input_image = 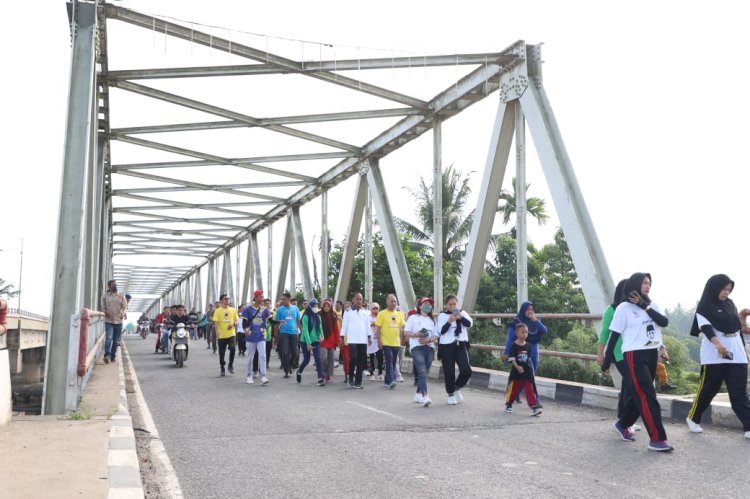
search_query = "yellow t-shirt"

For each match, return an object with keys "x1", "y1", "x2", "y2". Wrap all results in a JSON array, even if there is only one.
[
  {"x1": 374, "y1": 309, "x2": 405, "y2": 347},
  {"x1": 212, "y1": 307, "x2": 239, "y2": 340}
]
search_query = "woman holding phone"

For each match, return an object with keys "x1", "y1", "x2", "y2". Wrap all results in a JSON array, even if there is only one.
[
  {"x1": 436, "y1": 294, "x2": 473, "y2": 405},
  {"x1": 404, "y1": 297, "x2": 438, "y2": 407}
]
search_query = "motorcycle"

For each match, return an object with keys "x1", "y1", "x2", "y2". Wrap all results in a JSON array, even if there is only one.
[
  {"x1": 138, "y1": 321, "x2": 150, "y2": 339},
  {"x1": 171, "y1": 322, "x2": 190, "y2": 368}
]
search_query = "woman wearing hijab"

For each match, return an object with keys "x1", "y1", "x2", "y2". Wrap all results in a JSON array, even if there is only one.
[
  {"x1": 597, "y1": 279, "x2": 632, "y2": 422},
  {"x1": 298, "y1": 298, "x2": 325, "y2": 386},
  {"x1": 404, "y1": 297, "x2": 439, "y2": 407},
  {"x1": 601, "y1": 272, "x2": 673, "y2": 452},
  {"x1": 686, "y1": 274, "x2": 750, "y2": 438},
  {"x1": 504, "y1": 301, "x2": 548, "y2": 373},
  {"x1": 319, "y1": 299, "x2": 340, "y2": 384},
  {"x1": 436, "y1": 294, "x2": 473, "y2": 405}
]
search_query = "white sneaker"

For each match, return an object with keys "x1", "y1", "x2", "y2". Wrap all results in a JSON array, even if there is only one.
[
  {"x1": 447, "y1": 395, "x2": 458, "y2": 405},
  {"x1": 397, "y1": 375, "x2": 404, "y2": 383},
  {"x1": 376, "y1": 374, "x2": 384, "y2": 381},
  {"x1": 261, "y1": 376, "x2": 269, "y2": 385},
  {"x1": 630, "y1": 424, "x2": 642, "y2": 432},
  {"x1": 686, "y1": 417, "x2": 703, "y2": 433},
  {"x1": 246, "y1": 376, "x2": 254, "y2": 384},
  {"x1": 414, "y1": 393, "x2": 424, "y2": 404},
  {"x1": 422, "y1": 395, "x2": 432, "y2": 407},
  {"x1": 454, "y1": 390, "x2": 464, "y2": 403},
  {"x1": 744, "y1": 431, "x2": 750, "y2": 440}
]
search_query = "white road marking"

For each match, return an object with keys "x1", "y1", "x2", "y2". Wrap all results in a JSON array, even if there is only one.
[{"x1": 346, "y1": 401, "x2": 407, "y2": 421}]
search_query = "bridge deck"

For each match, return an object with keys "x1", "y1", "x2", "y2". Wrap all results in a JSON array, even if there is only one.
[{"x1": 125, "y1": 335, "x2": 749, "y2": 498}]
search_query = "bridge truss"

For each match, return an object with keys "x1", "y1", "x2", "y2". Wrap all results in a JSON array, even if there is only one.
[{"x1": 45, "y1": 0, "x2": 612, "y2": 413}]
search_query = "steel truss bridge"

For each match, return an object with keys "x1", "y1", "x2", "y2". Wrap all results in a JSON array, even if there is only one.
[{"x1": 44, "y1": 0, "x2": 613, "y2": 413}]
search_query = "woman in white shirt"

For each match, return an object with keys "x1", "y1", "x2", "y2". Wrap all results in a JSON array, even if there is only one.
[
  {"x1": 686, "y1": 274, "x2": 750, "y2": 439},
  {"x1": 404, "y1": 297, "x2": 439, "y2": 407},
  {"x1": 601, "y1": 272, "x2": 673, "y2": 452},
  {"x1": 436, "y1": 294, "x2": 473, "y2": 405}
]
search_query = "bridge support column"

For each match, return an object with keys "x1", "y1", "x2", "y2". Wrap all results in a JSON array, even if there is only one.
[{"x1": 21, "y1": 348, "x2": 43, "y2": 384}]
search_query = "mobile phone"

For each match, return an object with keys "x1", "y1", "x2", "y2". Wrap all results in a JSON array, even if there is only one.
[{"x1": 723, "y1": 351, "x2": 734, "y2": 360}]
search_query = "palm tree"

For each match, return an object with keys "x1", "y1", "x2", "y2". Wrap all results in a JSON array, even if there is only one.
[
  {"x1": 394, "y1": 164, "x2": 475, "y2": 270},
  {"x1": 496, "y1": 177, "x2": 549, "y2": 236}
]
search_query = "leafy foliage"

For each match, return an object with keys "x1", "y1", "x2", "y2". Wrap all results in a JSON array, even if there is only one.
[{"x1": 0, "y1": 278, "x2": 19, "y2": 298}]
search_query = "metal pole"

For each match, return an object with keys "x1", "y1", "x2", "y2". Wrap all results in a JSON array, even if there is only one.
[
  {"x1": 366, "y1": 159, "x2": 417, "y2": 310},
  {"x1": 364, "y1": 191, "x2": 373, "y2": 304},
  {"x1": 251, "y1": 232, "x2": 263, "y2": 292},
  {"x1": 433, "y1": 116, "x2": 443, "y2": 307},
  {"x1": 242, "y1": 237, "x2": 253, "y2": 305},
  {"x1": 321, "y1": 191, "x2": 329, "y2": 299},
  {"x1": 291, "y1": 206, "x2": 314, "y2": 299},
  {"x1": 267, "y1": 225, "x2": 273, "y2": 299},
  {"x1": 45, "y1": 1, "x2": 97, "y2": 415},
  {"x1": 515, "y1": 101, "x2": 528, "y2": 308}
]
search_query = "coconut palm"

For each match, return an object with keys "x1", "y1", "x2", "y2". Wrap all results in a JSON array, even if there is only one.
[
  {"x1": 496, "y1": 177, "x2": 550, "y2": 231},
  {"x1": 395, "y1": 164, "x2": 475, "y2": 270}
]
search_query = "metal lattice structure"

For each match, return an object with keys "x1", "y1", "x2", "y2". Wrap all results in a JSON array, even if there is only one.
[{"x1": 46, "y1": 1, "x2": 613, "y2": 413}]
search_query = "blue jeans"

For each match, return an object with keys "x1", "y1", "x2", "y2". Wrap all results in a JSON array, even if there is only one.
[
  {"x1": 383, "y1": 346, "x2": 400, "y2": 385},
  {"x1": 161, "y1": 329, "x2": 170, "y2": 353},
  {"x1": 299, "y1": 341, "x2": 323, "y2": 380},
  {"x1": 411, "y1": 346, "x2": 434, "y2": 395},
  {"x1": 105, "y1": 322, "x2": 123, "y2": 360}
]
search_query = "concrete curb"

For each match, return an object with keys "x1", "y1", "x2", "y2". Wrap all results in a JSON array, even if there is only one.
[
  {"x1": 108, "y1": 349, "x2": 145, "y2": 499},
  {"x1": 400, "y1": 356, "x2": 745, "y2": 430}
]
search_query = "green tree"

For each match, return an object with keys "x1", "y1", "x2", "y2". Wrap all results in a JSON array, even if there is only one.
[
  {"x1": 327, "y1": 233, "x2": 433, "y2": 305},
  {"x1": 0, "y1": 278, "x2": 19, "y2": 298},
  {"x1": 496, "y1": 176, "x2": 550, "y2": 231},
  {"x1": 394, "y1": 164, "x2": 474, "y2": 274}
]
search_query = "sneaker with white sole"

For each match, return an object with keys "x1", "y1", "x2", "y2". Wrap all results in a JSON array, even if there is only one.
[
  {"x1": 648, "y1": 440, "x2": 674, "y2": 452},
  {"x1": 447, "y1": 395, "x2": 458, "y2": 405},
  {"x1": 531, "y1": 405, "x2": 543, "y2": 416},
  {"x1": 613, "y1": 421, "x2": 635, "y2": 442},
  {"x1": 686, "y1": 417, "x2": 703, "y2": 433},
  {"x1": 504, "y1": 405, "x2": 513, "y2": 413},
  {"x1": 414, "y1": 393, "x2": 424, "y2": 404},
  {"x1": 630, "y1": 424, "x2": 642, "y2": 431},
  {"x1": 422, "y1": 396, "x2": 432, "y2": 407},
  {"x1": 744, "y1": 431, "x2": 750, "y2": 440},
  {"x1": 246, "y1": 376, "x2": 254, "y2": 384},
  {"x1": 261, "y1": 377, "x2": 269, "y2": 385},
  {"x1": 388, "y1": 381, "x2": 397, "y2": 390},
  {"x1": 397, "y1": 375, "x2": 404, "y2": 383},
  {"x1": 454, "y1": 390, "x2": 463, "y2": 403}
]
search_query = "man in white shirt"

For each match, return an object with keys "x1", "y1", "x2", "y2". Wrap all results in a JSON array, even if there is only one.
[{"x1": 341, "y1": 293, "x2": 372, "y2": 388}]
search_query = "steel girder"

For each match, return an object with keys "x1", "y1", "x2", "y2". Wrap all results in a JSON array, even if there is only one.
[{"x1": 92, "y1": 4, "x2": 609, "y2": 319}]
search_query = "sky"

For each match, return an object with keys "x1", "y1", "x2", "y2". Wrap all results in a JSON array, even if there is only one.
[{"x1": 2, "y1": 0, "x2": 750, "y2": 317}]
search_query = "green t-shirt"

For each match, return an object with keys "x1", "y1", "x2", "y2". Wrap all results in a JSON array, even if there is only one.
[{"x1": 598, "y1": 305, "x2": 623, "y2": 362}]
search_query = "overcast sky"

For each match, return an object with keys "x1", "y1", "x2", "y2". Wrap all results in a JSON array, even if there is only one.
[{"x1": 3, "y1": 0, "x2": 749, "y2": 317}]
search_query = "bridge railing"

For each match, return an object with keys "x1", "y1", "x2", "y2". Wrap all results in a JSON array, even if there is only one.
[
  {"x1": 5, "y1": 308, "x2": 50, "y2": 322},
  {"x1": 65, "y1": 309, "x2": 106, "y2": 412}
]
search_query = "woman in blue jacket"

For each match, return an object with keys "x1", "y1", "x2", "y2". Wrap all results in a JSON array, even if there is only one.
[{"x1": 504, "y1": 301, "x2": 548, "y2": 373}]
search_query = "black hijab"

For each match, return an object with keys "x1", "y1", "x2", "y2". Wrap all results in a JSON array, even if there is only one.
[
  {"x1": 690, "y1": 274, "x2": 741, "y2": 336},
  {"x1": 612, "y1": 279, "x2": 628, "y2": 309},
  {"x1": 623, "y1": 272, "x2": 652, "y2": 306}
]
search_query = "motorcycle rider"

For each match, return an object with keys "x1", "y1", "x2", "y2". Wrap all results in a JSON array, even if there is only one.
[
  {"x1": 138, "y1": 313, "x2": 151, "y2": 336},
  {"x1": 155, "y1": 306, "x2": 170, "y2": 353},
  {"x1": 187, "y1": 307, "x2": 200, "y2": 340},
  {"x1": 165, "y1": 305, "x2": 189, "y2": 354}
]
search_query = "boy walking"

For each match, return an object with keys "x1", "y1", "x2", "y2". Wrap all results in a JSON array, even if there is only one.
[{"x1": 505, "y1": 323, "x2": 543, "y2": 416}]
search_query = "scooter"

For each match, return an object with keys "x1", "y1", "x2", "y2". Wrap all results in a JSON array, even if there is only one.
[
  {"x1": 138, "y1": 321, "x2": 150, "y2": 339},
  {"x1": 171, "y1": 322, "x2": 190, "y2": 368}
]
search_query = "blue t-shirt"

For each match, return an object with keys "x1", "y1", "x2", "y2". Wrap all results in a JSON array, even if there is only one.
[
  {"x1": 275, "y1": 305, "x2": 300, "y2": 335},
  {"x1": 242, "y1": 306, "x2": 271, "y2": 342}
]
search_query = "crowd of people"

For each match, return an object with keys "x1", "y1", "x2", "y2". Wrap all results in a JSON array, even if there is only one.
[{"x1": 108, "y1": 270, "x2": 750, "y2": 454}]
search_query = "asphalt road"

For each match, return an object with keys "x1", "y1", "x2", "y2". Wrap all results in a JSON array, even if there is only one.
[{"x1": 124, "y1": 335, "x2": 750, "y2": 499}]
